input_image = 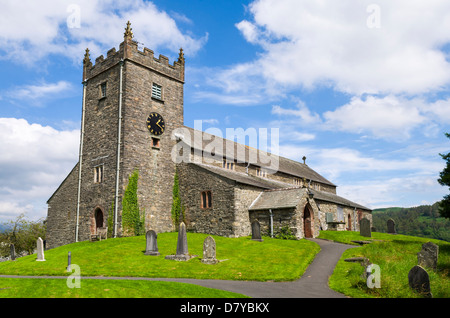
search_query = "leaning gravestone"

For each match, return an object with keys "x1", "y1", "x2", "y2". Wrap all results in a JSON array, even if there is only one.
[
  {"x1": 36, "y1": 237, "x2": 45, "y2": 261},
  {"x1": 360, "y1": 218, "x2": 371, "y2": 238},
  {"x1": 144, "y1": 230, "x2": 160, "y2": 256},
  {"x1": 165, "y1": 222, "x2": 196, "y2": 261},
  {"x1": 201, "y1": 236, "x2": 218, "y2": 265},
  {"x1": 417, "y1": 242, "x2": 438, "y2": 270},
  {"x1": 9, "y1": 244, "x2": 15, "y2": 261},
  {"x1": 387, "y1": 218, "x2": 396, "y2": 234},
  {"x1": 408, "y1": 265, "x2": 432, "y2": 298},
  {"x1": 251, "y1": 220, "x2": 263, "y2": 242}
]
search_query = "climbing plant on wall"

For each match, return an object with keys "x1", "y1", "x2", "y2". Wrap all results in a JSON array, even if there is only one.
[
  {"x1": 122, "y1": 169, "x2": 145, "y2": 236},
  {"x1": 171, "y1": 168, "x2": 183, "y2": 230}
]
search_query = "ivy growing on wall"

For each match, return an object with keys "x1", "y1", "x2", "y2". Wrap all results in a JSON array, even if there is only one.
[
  {"x1": 171, "y1": 168, "x2": 183, "y2": 230},
  {"x1": 122, "y1": 169, "x2": 145, "y2": 236}
]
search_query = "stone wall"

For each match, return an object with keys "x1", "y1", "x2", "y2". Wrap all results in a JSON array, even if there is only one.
[
  {"x1": 178, "y1": 163, "x2": 236, "y2": 237},
  {"x1": 46, "y1": 164, "x2": 79, "y2": 249}
]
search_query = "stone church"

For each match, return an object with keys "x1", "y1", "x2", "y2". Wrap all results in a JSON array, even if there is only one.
[{"x1": 46, "y1": 22, "x2": 371, "y2": 249}]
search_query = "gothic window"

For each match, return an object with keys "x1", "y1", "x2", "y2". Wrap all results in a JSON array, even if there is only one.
[
  {"x1": 201, "y1": 191, "x2": 212, "y2": 209},
  {"x1": 152, "y1": 83, "x2": 162, "y2": 100},
  {"x1": 294, "y1": 177, "x2": 302, "y2": 186},
  {"x1": 94, "y1": 165, "x2": 103, "y2": 183}
]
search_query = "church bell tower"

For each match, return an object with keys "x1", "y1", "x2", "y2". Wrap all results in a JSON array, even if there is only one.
[{"x1": 76, "y1": 21, "x2": 185, "y2": 240}]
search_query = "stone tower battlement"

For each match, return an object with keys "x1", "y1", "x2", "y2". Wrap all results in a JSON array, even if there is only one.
[{"x1": 83, "y1": 21, "x2": 185, "y2": 83}]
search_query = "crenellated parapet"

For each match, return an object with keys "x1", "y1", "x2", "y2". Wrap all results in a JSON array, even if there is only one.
[{"x1": 82, "y1": 21, "x2": 185, "y2": 83}]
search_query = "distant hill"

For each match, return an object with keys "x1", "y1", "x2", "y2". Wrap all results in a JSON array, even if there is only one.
[{"x1": 372, "y1": 202, "x2": 450, "y2": 242}]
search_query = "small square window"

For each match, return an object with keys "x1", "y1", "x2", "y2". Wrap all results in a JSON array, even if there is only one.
[
  {"x1": 152, "y1": 83, "x2": 162, "y2": 100},
  {"x1": 151, "y1": 137, "x2": 160, "y2": 149},
  {"x1": 100, "y1": 82, "x2": 107, "y2": 98},
  {"x1": 94, "y1": 165, "x2": 104, "y2": 183}
]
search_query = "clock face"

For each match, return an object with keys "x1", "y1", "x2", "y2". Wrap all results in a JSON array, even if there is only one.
[{"x1": 146, "y1": 112, "x2": 165, "y2": 136}]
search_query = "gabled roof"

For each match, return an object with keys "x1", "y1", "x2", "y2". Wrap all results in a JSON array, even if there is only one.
[
  {"x1": 249, "y1": 188, "x2": 308, "y2": 210},
  {"x1": 189, "y1": 162, "x2": 371, "y2": 212},
  {"x1": 248, "y1": 187, "x2": 371, "y2": 212},
  {"x1": 176, "y1": 126, "x2": 336, "y2": 187}
]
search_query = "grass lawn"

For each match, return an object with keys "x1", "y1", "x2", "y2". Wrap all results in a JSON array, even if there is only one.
[
  {"x1": 0, "y1": 277, "x2": 248, "y2": 298},
  {"x1": 0, "y1": 232, "x2": 319, "y2": 298},
  {"x1": 319, "y1": 231, "x2": 450, "y2": 298}
]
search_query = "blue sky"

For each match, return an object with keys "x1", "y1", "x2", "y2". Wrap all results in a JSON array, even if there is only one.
[{"x1": 0, "y1": 0, "x2": 449, "y2": 222}]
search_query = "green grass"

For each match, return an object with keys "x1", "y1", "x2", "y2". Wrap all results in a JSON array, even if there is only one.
[
  {"x1": 319, "y1": 230, "x2": 450, "y2": 298},
  {"x1": 0, "y1": 277, "x2": 248, "y2": 298},
  {"x1": 0, "y1": 232, "x2": 320, "y2": 298}
]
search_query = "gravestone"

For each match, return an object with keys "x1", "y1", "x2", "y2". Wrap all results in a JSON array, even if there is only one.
[
  {"x1": 9, "y1": 244, "x2": 15, "y2": 261},
  {"x1": 67, "y1": 251, "x2": 71, "y2": 272},
  {"x1": 387, "y1": 218, "x2": 396, "y2": 234},
  {"x1": 408, "y1": 265, "x2": 432, "y2": 298},
  {"x1": 251, "y1": 220, "x2": 263, "y2": 242},
  {"x1": 144, "y1": 230, "x2": 160, "y2": 256},
  {"x1": 417, "y1": 242, "x2": 438, "y2": 270},
  {"x1": 201, "y1": 236, "x2": 218, "y2": 265},
  {"x1": 165, "y1": 222, "x2": 197, "y2": 261},
  {"x1": 36, "y1": 237, "x2": 45, "y2": 261},
  {"x1": 360, "y1": 218, "x2": 371, "y2": 238}
]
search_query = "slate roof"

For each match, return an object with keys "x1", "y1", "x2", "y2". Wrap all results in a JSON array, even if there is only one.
[
  {"x1": 190, "y1": 162, "x2": 371, "y2": 211},
  {"x1": 177, "y1": 126, "x2": 336, "y2": 187},
  {"x1": 247, "y1": 187, "x2": 371, "y2": 211}
]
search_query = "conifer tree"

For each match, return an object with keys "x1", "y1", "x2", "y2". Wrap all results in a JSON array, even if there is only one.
[{"x1": 438, "y1": 133, "x2": 450, "y2": 219}]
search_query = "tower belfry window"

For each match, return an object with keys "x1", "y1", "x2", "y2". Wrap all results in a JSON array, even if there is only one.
[
  {"x1": 94, "y1": 165, "x2": 103, "y2": 183},
  {"x1": 152, "y1": 83, "x2": 162, "y2": 100}
]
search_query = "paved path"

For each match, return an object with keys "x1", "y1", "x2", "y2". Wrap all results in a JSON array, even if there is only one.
[{"x1": 0, "y1": 238, "x2": 356, "y2": 298}]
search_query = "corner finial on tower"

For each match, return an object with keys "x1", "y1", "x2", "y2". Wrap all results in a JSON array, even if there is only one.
[
  {"x1": 83, "y1": 48, "x2": 91, "y2": 64},
  {"x1": 124, "y1": 21, "x2": 133, "y2": 39},
  {"x1": 178, "y1": 47, "x2": 185, "y2": 64}
]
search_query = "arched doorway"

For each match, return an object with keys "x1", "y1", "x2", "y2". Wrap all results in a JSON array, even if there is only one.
[
  {"x1": 303, "y1": 204, "x2": 313, "y2": 238},
  {"x1": 94, "y1": 208, "x2": 104, "y2": 232}
]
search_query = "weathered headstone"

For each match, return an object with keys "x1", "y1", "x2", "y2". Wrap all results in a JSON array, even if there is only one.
[
  {"x1": 36, "y1": 237, "x2": 45, "y2": 261},
  {"x1": 201, "y1": 236, "x2": 218, "y2": 265},
  {"x1": 144, "y1": 230, "x2": 160, "y2": 256},
  {"x1": 251, "y1": 220, "x2": 263, "y2": 242},
  {"x1": 360, "y1": 218, "x2": 371, "y2": 238},
  {"x1": 9, "y1": 244, "x2": 15, "y2": 261},
  {"x1": 67, "y1": 251, "x2": 71, "y2": 272},
  {"x1": 165, "y1": 222, "x2": 196, "y2": 261},
  {"x1": 408, "y1": 265, "x2": 432, "y2": 298},
  {"x1": 417, "y1": 242, "x2": 438, "y2": 270},
  {"x1": 387, "y1": 218, "x2": 396, "y2": 234}
]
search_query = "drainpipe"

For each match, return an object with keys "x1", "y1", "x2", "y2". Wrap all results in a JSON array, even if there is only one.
[
  {"x1": 269, "y1": 209, "x2": 273, "y2": 238},
  {"x1": 113, "y1": 59, "x2": 124, "y2": 238},
  {"x1": 75, "y1": 80, "x2": 87, "y2": 242}
]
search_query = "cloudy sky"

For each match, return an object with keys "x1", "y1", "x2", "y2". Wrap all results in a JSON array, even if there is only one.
[{"x1": 0, "y1": 0, "x2": 449, "y2": 222}]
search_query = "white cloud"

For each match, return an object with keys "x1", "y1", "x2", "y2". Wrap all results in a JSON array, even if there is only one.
[
  {"x1": 272, "y1": 101, "x2": 321, "y2": 124},
  {"x1": 235, "y1": 0, "x2": 450, "y2": 95},
  {"x1": 4, "y1": 81, "x2": 74, "y2": 105},
  {"x1": 0, "y1": 0, "x2": 208, "y2": 65},
  {"x1": 323, "y1": 95, "x2": 427, "y2": 140},
  {"x1": 0, "y1": 118, "x2": 79, "y2": 222}
]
